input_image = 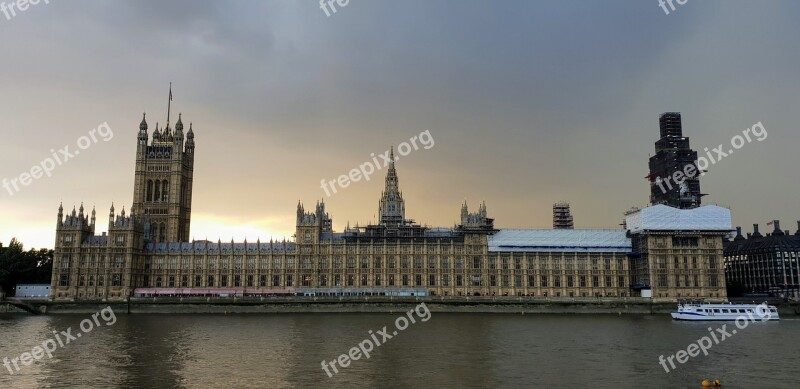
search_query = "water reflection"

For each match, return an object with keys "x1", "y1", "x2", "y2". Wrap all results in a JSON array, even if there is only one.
[{"x1": 1, "y1": 313, "x2": 798, "y2": 388}]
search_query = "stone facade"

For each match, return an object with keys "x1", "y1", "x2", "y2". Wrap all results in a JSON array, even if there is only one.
[
  {"x1": 50, "y1": 112, "x2": 727, "y2": 301},
  {"x1": 625, "y1": 205, "x2": 730, "y2": 301}
]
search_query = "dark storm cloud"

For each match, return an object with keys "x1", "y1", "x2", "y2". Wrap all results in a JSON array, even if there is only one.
[{"x1": 1, "y1": 0, "x2": 798, "y2": 248}]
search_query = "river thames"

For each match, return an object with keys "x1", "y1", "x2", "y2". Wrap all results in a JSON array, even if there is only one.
[{"x1": 0, "y1": 312, "x2": 797, "y2": 388}]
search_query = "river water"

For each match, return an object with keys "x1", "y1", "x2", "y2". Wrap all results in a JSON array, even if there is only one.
[{"x1": 0, "y1": 311, "x2": 797, "y2": 388}]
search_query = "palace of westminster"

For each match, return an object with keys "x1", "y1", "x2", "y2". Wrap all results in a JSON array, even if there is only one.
[{"x1": 50, "y1": 104, "x2": 732, "y2": 301}]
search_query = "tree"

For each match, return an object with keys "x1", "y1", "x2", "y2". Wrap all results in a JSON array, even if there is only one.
[{"x1": 0, "y1": 239, "x2": 54, "y2": 297}]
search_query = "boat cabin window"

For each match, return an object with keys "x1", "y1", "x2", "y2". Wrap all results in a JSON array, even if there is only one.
[
  {"x1": 721, "y1": 309, "x2": 729, "y2": 313},
  {"x1": 738, "y1": 309, "x2": 746, "y2": 313},
  {"x1": 713, "y1": 309, "x2": 720, "y2": 313},
  {"x1": 746, "y1": 309, "x2": 753, "y2": 313},
  {"x1": 770, "y1": 308, "x2": 778, "y2": 313}
]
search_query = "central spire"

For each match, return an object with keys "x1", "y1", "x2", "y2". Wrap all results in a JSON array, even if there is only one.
[
  {"x1": 385, "y1": 146, "x2": 398, "y2": 192},
  {"x1": 379, "y1": 146, "x2": 405, "y2": 225},
  {"x1": 166, "y1": 82, "x2": 173, "y2": 128}
]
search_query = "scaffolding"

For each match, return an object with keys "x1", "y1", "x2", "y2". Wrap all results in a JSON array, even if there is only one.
[{"x1": 553, "y1": 202, "x2": 574, "y2": 229}]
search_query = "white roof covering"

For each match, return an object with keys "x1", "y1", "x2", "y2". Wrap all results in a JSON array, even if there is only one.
[
  {"x1": 489, "y1": 229, "x2": 631, "y2": 253},
  {"x1": 625, "y1": 204, "x2": 732, "y2": 233}
]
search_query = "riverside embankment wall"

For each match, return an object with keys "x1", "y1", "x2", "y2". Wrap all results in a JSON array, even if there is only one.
[{"x1": 3, "y1": 297, "x2": 798, "y2": 316}]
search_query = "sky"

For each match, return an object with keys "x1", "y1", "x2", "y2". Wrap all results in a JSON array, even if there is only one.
[{"x1": 0, "y1": 0, "x2": 798, "y2": 250}]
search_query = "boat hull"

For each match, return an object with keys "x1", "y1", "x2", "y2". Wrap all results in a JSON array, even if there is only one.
[{"x1": 670, "y1": 312, "x2": 779, "y2": 321}]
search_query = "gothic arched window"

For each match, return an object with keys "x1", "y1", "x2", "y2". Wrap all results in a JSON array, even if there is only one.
[
  {"x1": 146, "y1": 180, "x2": 153, "y2": 201},
  {"x1": 154, "y1": 180, "x2": 161, "y2": 203},
  {"x1": 162, "y1": 180, "x2": 169, "y2": 202},
  {"x1": 159, "y1": 222, "x2": 167, "y2": 242}
]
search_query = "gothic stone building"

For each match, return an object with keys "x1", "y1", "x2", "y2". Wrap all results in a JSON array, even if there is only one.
[
  {"x1": 625, "y1": 205, "x2": 731, "y2": 301},
  {"x1": 50, "y1": 113, "x2": 728, "y2": 301}
]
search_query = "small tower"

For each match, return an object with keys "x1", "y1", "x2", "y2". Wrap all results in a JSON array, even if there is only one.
[
  {"x1": 137, "y1": 113, "x2": 149, "y2": 155},
  {"x1": 55, "y1": 202, "x2": 95, "y2": 248},
  {"x1": 459, "y1": 201, "x2": 495, "y2": 232},
  {"x1": 108, "y1": 203, "x2": 115, "y2": 229},
  {"x1": 295, "y1": 200, "x2": 333, "y2": 244},
  {"x1": 186, "y1": 123, "x2": 195, "y2": 153}
]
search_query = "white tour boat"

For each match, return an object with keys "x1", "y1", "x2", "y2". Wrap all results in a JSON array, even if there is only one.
[{"x1": 670, "y1": 299, "x2": 780, "y2": 321}]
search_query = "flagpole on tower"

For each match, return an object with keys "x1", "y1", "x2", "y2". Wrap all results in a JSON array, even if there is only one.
[{"x1": 167, "y1": 82, "x2": 173, "y2": 126}]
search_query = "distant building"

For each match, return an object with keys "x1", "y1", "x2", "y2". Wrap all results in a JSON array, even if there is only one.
[
  {"x1": 553, "y1": 202, "x2": 574, "y2": 229},
  {"x1": 647, "y1": 113, "x2": 704, "y2": 209},
  {"x1": 625, "y1": 205, "x2": 731, "y2": 301},
  {"x1": 724, "y1": 221, "x2": 800, "y2": 298},
  {"x1": 15, "y1": 284, "x2": 51, "y2": 298}
]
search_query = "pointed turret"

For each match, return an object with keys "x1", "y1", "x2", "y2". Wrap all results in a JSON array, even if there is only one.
[
  {"x1": 138, "y1": 112, "x2": 149, "y2": 145},
  {"x1": 185, "y1": 123, "x2": 195, "y2": 153},
  {"x1": 152, "y1": 122, "x2": 161, "y2": 143},
  {"x1": 163, "y1": 122, "x2": 172, "y2": 141},
  {"x1": 139, "y1": 112, "x2": 148, "y2": 131},
  {"x1": 109, "y1": 203, "x2": 115, "y2": 228},
  {"x1": 171, "y1": 113, "x2": 184, "y2": 149},
  {"x1": 57, "y1": 202, "x2": 64, "y2": 226},
  {"x1": 296, "y1": 201, "x2": 304, "y2": 224},
  {"x1": 175, "y1": 113, "x2": 184, "y2": 133}
]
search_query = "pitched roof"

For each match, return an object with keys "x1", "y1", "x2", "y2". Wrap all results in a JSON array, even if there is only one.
[{"x1": 489, "y1": 229, "x2": 631, "y2": 253}]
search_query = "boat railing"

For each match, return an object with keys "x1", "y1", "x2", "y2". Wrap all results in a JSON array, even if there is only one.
[{"x1": 677, "y1": 298, "x2": 706, "y2": 307}]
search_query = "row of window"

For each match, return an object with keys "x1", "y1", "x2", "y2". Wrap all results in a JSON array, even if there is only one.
[
  {"x1": 651, "y1": 237, "x2": 716, "y2": 248},
  {"x1": 143, "y1": 256, "x2": 628, "y2": 271},
  {"x1": 140, "y1": 274, "x2": 630, "y2": 289},
  {"x1": 61, "y1": 257, "x2": 126, "y2": 269},
  {"x1": 655, "y1": 256, "x2": 720, "y2": 269},
  {"x1": 656, "y1": 274, "x2": 720, "y2": 288},
  {"x1": 58, "y1": 273, "x2": 122, "y2": 287}
]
